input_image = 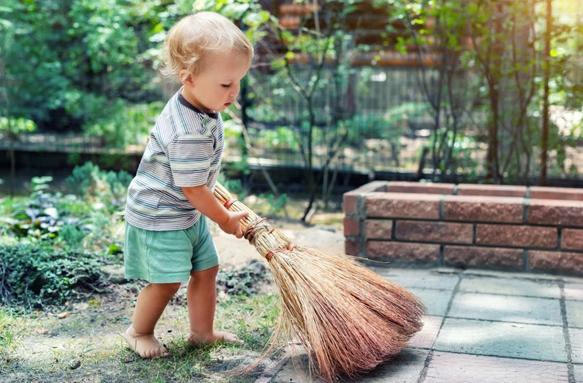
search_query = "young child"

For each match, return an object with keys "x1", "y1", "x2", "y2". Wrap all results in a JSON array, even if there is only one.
[{"x1": 123, "y1": 11, "x2": 253, "y2": 359}]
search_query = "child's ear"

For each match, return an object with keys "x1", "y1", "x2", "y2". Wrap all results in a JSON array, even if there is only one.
[{"x1": 179, "y1": 70, "x2": 194, "y2": 87}]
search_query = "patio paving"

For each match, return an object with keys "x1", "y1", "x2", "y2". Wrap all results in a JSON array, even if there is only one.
[{"x1": 253, "y1": 267, "x2": 583, "y2": 383}]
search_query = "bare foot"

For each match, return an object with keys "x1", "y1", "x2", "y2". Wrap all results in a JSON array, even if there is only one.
[
  {"x1": 124, "y1": 326, "x2": 169, "y2": 359},
  {"x1": 188, "y1": 330, "x2": 244, "y2": 347}
]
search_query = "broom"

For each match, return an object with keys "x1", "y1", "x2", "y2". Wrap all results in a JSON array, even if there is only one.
[{"x1": 213, "y1": 182, "x2": 425, "y2": 382}]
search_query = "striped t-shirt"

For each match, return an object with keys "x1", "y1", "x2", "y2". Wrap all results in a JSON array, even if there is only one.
[{"x1": 125, "y1": 90, "x2": 224, "y2": 231}]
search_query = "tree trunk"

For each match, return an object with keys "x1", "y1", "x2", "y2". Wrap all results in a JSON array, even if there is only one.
[{"x1": 540, "y1": 0, "x2": 552, "y2": 186}]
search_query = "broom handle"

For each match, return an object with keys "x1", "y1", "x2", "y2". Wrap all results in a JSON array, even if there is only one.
[{"x1": 213, "y1": 182, "x2": 293, "y2": 259}]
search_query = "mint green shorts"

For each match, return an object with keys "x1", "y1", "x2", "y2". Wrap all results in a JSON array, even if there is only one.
[{"x1": 124, "y1": 216, "x2": 220, "y2": 283}]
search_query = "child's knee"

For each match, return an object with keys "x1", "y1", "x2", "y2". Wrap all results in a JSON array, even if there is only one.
[{"x1": 190, "y1": 266, "x2": 219, "y2": 282}]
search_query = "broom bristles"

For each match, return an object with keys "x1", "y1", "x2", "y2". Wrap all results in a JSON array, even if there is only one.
[{"x1": 214, "y1": 183, "x2": 425, "y2": 382}]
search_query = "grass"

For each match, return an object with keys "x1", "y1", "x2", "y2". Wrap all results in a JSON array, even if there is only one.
[
  {"x1": 0, "y1": 179, "x2": 342, "y2": 382},
  {"x1": 0, "y1": 308, "x2": 28, "y2": 360},
  {"x1": 0, "y1": 289, "x2": 282, "y2": 383}
]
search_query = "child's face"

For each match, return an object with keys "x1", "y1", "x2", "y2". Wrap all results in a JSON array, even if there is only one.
[{"x1": 181, "y1": 51, "x2": 251, "y2": 114}]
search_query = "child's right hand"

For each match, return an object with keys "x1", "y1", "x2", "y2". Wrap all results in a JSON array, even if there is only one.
[{"x1": 219, "y1": 211, "x2": 249, "y2": 238}]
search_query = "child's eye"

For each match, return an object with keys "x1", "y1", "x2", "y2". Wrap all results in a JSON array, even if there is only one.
[{"x1": 221, "y1": 84, "x2": 231, "y2": 88}]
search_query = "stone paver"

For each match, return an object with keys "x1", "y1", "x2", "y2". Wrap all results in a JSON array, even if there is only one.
[
  {"x1": 408, "y1": 288, "x2": 453, "y2": 316},
  {"x1": 408, "y1": 316, "x2": 442, "y2": 349},
  {"x1": 424, "y1": 352, "x2": 569, "y2": 383},
  {"x1": 372, "y1": 268, "x2": 460, "y2": 290},
  {"x1": 435, "y1": 318, "x2": 567, "y2": 361},
  {"x1": 271, "y1": 349, "x2": 428, "y2": 383},
  {"x1": 565, "y1": 282, "x2": 583, "y2": 301},
  {"x1": 569, "y1": 328, "x2": 583, "y2": 363},
  {"x1": 256, "y1": 267, "x2": 583, "y2": 383},
  {"x1": 448, "y1": 292, "x2": 563, "y2": 325},
  {"x1": 458, "y1": 276, "x2": 561, "y2": 298},
  {"x1": 573, "y1": 364, "x2": 583, "y2": 383},
  {"x1": 566, "y1": 300, "x2": 583, "y2": 328}
]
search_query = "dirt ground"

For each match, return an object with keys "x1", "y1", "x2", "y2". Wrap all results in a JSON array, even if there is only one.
[
  {"x1": 213, "y1": 218, "x2": 345, "y2": 269},
  {"x1": 1, "y1": 217, "x2": 346, "y2": 383}
]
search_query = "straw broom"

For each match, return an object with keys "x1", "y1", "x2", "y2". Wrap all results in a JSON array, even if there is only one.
[{"x1": 214, "y1": 182, "x2": 425, "y2": 382}]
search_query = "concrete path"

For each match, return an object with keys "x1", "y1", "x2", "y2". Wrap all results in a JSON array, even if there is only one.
[{"x1": 253, "y1": 267, "x2": 583, "y2": 383}]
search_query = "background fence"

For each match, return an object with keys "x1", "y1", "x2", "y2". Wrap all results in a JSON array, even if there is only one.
[{"x1": 3, "y1": 64, "x2": 583, "y2": 186}]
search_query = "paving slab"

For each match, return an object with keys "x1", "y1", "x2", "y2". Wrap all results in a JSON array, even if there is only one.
[
  {"x1": 566, "y1": 300, "x2": 583, "y2": 328},
  {"x1": 255, "y1": 267, "x2": 583, "y2": 383},
  {"x1": 569, "y1": 328, "x2": 583, "y2": 363},
  {"x1": 448, "y1": 292, "x2": 563, "y2": 325},
  {"x1": 408, "y1": 288, "x2": 453, "y2": 317},
  {"x1": 424, "y1": 352, "x2": 569, "y2": 383},
  {"x1": 434, "y1": 318, "x2": 567, "y2": 362},
  {"x1": 408, "y1": 316, "x2": 443, "y2": 349},
  {"x1": 573, "y1": 364, "x2": 583, "y2": 383},
  {"x1": 270, "y1": 348, "x2": 428, "y2": 383},
  {"x1": 372, "y1": 268, "x2": 460, "y2": 291},
  {"x1": 458, "y1": 276, "x2": 561, "y2": 298},
  {"x1": 565, "y1": 282, "x2": 583, "y2": 301}
]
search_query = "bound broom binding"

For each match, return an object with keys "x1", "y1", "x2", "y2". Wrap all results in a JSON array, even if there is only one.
[{"x1": 214, "y1": 182, "x2": 426, "y2": 382}]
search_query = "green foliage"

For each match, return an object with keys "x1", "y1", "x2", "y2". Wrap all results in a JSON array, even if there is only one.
[
  {"x1": 0, "y1": 0, "x2": 164, "y2": 135},
  {"x1": 1, "y1": 164, "x2": 129, "y2": 259},
  {"x1": 0, "y1": 117, "x2": 36, "y2": 136},
  {"x1": 258, "y1": 192, "x2": 289, "y2": 217},
  {"x1": 0, "y1": 242, "x2": 102, "y2": 307},
  {"x1": 4, "y1": 176, "x2": 62, "y2": 241},
  {"x1": 66, "y1": 161, "x2": 132, "y2": 211}
]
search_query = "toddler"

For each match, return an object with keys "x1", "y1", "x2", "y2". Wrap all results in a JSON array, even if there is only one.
[{"x1": 123, "y1": 11, "x2": 253, "y2": 358}]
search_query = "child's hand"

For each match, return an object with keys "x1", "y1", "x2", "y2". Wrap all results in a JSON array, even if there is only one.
[{"x1": 219, "y1": 211, "x2": 249, "y2": 238}]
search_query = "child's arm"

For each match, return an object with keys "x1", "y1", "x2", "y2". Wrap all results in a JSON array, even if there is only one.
[{"x1": 182, "y1": 185, "x2": 248, "y2": 238}]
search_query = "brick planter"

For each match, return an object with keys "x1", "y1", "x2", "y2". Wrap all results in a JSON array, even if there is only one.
[{"x1": 343, "y1": 181, "x2": 583, "y2": 276}]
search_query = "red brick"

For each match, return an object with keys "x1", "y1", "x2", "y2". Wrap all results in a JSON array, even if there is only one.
[
  {"x1": 345, "y1": 240, "x2": 361, "y2": 256},
  {"x1": 343, "y1": 192, "x2": 360, "y2": 215},
  {"x1": 529, "y1": 250, "x2": 583, "y2": 276},
  {"x1": 365, "y1": 193, "x2": 441, "y2": 219},
  {"x1": 366, "y1": 241, "x2": 440, "y2": 263},
  {"x1": 562, "y1": 229, "x2": 583, "y2": 251},
  {"x1": 528, "y1": 199, "x2": 583, "y2": 227},
  {"x1": 444, "y1": 245, "x2": 523, "y2": 269},
  {"x1": 395, "y1": 220, "x2": 473, "y2": 244},
  {"x1": 343, "y1": 181, "x2": 390, "y2": 215},
  {"x1": 443, "y1": 195, "x2": 523, "y2": 223},
  {"x1": 457, "y1": 184, "x2": 527, "y2": 198},
  {"x1": 476, "y1": 224, "x2": 557, "y2": 248},
  {"x1": 386, "y1": 181, "x2": 455, "y2": 195},
  {"x1": 343, "y1": 217, "x2": 360, "y2": 237},
  {"x1": 529, "y1": 186, "x2": 583, "y2": 201},
  {"x1": 365, "y1": 219, "x2": 393, "y2": 239}
]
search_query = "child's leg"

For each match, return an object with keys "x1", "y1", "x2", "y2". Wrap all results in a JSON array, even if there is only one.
[
  {"x1": 125, "y1": 282, "x2": 181, "y2": 358},
  {"x1": 186, "y1": 266, "x2": 242, "y2": 345}
]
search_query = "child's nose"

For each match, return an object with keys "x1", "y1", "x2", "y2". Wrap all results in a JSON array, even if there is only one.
[{"x1": 229, "y1": 83, "x2": 240, "y2": 97}]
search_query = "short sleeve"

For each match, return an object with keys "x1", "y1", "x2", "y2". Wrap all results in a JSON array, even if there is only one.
[{"x1": 167, "y1": 134, "x2": 214, "y2": 187}]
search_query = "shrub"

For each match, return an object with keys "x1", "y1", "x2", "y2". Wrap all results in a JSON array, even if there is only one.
[
  {"x1": 0, "y1": 242, "x2": 102, "y2": 308},
  {"x1": 65, "y1": 162, "x2": 132, "y2": 211}
]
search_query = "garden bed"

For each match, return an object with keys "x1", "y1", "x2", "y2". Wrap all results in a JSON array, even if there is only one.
[{"x1": 343, "y1": 181, "x2": 583, "y2": 276}]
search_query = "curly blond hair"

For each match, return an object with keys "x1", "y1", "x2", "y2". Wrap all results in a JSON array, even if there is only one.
[{"x1": 161, "y1": 12, "x2": 254, "y2": 80}]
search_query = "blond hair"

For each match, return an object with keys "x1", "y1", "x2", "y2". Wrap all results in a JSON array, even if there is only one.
[{"x1": 161, "y1": 12, "x2": 254, "y2": 80}]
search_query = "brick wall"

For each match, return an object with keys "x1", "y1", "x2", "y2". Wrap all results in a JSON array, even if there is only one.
[{"x1": 343, "y1": 181, "x2": 583, "y2": 276}]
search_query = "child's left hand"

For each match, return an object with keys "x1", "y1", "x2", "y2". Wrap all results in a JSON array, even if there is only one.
[{"x1": 219, "y1": 210, "x2": 249, "y2": 238}]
